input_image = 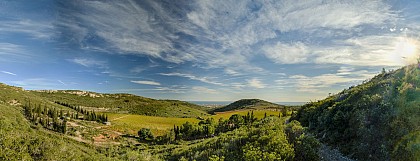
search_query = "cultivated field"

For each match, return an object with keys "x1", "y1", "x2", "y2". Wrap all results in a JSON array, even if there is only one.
[{"x1": 104, "y1": 109, "x2": 284, "y2": 136}]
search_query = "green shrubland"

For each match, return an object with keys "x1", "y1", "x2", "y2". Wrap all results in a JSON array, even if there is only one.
[{"x1": 291, "y1": 65, "x2": 420, "y2": 161}]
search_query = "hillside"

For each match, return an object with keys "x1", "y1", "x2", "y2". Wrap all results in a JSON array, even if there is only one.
[
  {"x1": 30, "y1": 90, "x2": 209, "y2": 118},
  {"x1": 291, "y1": 64, "x2": 420, "y2": 161},
  {"x1": 0, "y1": 102, "x2": 110, "y2": 160},
  {"x1": 211, "y1": 99, "x2": 283, "y2": 112}
]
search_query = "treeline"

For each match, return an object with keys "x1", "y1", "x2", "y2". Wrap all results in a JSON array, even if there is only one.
[
  {"x1": 153, "y1": 111, "x2": 284, "y2": 144},
  {"x1": 23, "y1": 102, "x2": 67, "y2": 134},
  {"x1": 54, "y1": 101, "x2": 108, "y2": 123},
  {"x1": 175, "y1": 111, "x2": 259, "y2": 141}
]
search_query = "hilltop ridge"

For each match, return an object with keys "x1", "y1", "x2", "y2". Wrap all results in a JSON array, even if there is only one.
[{"x1": 212, "y1": 99, "x2": 283, "y2": 112}]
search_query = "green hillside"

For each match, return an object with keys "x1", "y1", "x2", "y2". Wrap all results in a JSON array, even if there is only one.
[
  {"x1": 291, "y1": 64, "x2": 420, "y2": 161},
  {"x1": 30, "y1": 90, "x2": 209, "y2": 118},
  {"x1": 0, "y1": 102, "x2": 110, "y2": 160},
  {"x1": 212, "y1": 99, "x2": 283, "y2": 112}
]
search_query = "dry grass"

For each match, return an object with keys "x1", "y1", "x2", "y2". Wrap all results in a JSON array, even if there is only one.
[{"x1": 104, "y1": 109, "x2": 283, "y2": 136}]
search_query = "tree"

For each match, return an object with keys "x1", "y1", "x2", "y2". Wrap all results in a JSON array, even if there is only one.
[
  {"x1": 282, "y1": 107, "x2": 287, "y2": 117},
  {"x1": 138, "y1": 128, "x2": 154, "y2": 141}
]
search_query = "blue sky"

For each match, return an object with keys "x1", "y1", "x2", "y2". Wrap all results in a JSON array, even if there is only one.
[{"x1": 1, "y1": 0, "x2": 419, "y2": 102}]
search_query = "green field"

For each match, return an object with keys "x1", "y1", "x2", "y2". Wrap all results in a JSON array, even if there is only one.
[
  {"x1": 105, "y1": 109, "x2": 284, "y2": 136},
  {"x1": 105, "y1": 113, "x2": 199, "y2": 136}
]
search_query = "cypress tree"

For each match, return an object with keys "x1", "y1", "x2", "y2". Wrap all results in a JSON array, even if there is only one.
[
  {"x1": 62, "y1": 120, "x2": 67, "y2": 134},
  {"x1": 60, "y1": 110, "x2": 63, "y2": 118}
]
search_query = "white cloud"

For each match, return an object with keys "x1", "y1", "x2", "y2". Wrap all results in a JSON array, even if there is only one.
[
  {"x1": 57, "y1": 80, "x2": 66, "y2": 85},
  {"x1": 57, "y1": 0, "x2": 400, "y2": 74},
  {"x1": 130, "y1": 66, "x2": 145, "y2": 73},
  {"x1": 192, "y1": 86, "x2": 218, "y2": 94},
  {"x1": 1, "y1": 71, "x2": 17, "y2": 76},
  {"x1": 0, "y1": 43, "x2": 32, "y2": 62},
  {"x1": 130, "y1": 80, "x2": 161, "y2": 86},
  {"x1": 0, "y1": 20, "x2": 54, "y2": 39},
  {"x1": 247, "y1": 78, "x2": 266, "y2": 89},
  {"x1": 263, "y1": 42, "x2": 310, "y2": 64},
  {"x1": 113, "y1": 85, "x2": 188, "y2": 94},
  {"x1": 11, "y1": 78, "x2": 64, "y2": 89},
  {"x1": 70, "y1": 58, "x2": 107, "y2": 68},
  {"x1": 285, "y1": 69, "x2": 376, "y2": 93},
  {"x1": 159, "y1": 73, "x2": 223, "y2": 86},
  {"x1": 314, "y1": 35, "x2": 420, "y2": 66}
]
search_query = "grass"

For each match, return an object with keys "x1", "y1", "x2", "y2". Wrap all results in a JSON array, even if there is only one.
[
  {"x1": 104, "y1": 109, "x2": 285, "y2": 136},
  {"x1": 104, "y1": 113, "x2": 199, "y2": 136}
]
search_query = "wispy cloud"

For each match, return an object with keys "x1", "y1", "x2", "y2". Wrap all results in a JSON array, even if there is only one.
[
  {"x1": 11, "y1": 78, "x2": 64, "y2": 89},
  {"x1": 113, "y1": 85, "x2": 188, "y2": 94},
  {"x1": 70, "y1": 58, "x2": 107, "y2": 68},
  {"x1": 285, "y1": 68, "x2": 376, "y2": 93},
  {"x1": 54, "y1": 0, "x2": 402, "y2": 79},
  {"x1": 263, "y1": 42, "x2": 309, "y2": 64},
  {"x1": 192, "y1": 86, "x2": 218, "y2": 94},
  {"x1": 247, "y1": 78, "x2": 266, "y2": 89},
  {"x1": 131, "y1": 80, "x2": 161, "y2": 86},
  {"x1": 159, "y1": 72, "x2": 223, "y2": 86},
  {"x1": 0, "y1": 19, "x2": 54, "y2": 39},
  {"x1": 1, "y1": 71, "x2": 17, "y2": 76},
  {"x1": 58, "y1": 80, "x2": 66, "y2": 85},
  {"x1": 0, "y1": 43, "x2": 32, "y2": 62}
]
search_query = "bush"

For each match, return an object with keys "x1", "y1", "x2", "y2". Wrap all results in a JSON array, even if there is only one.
[{"x1": 138, "y1": 128, "x2": 154, "y2": 141}]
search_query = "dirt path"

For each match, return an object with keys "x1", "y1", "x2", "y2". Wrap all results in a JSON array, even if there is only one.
[
  {"x1": 67, "y1": 121, "x2": 86, "y2": 128},
  {"x1": 111, "y1": 115, "x2": 129, "y2": 121},
  {"x1": 319, "y1": 144, "x2": 354, "y2": 161}
]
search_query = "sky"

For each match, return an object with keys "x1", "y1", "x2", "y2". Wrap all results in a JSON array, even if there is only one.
[{"x1": 1, "y1": 0, "x2": 420, "y2": 102}]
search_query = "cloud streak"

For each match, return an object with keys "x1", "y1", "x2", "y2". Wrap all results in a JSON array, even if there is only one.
[
  {"x1": 1, "y1": 71, "x2": 17, "y2": 76},
  {"x1": 70, "y1": 58, "x2": 107, "y2": 68},
  {"x1": 131, "y1": 80, "x2": 161, "y2": 86},
  {"x1": 159, "y1": 72, "x2": 223, "y2": 86}
]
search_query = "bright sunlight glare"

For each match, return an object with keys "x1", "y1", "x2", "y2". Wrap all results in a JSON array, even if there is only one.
[{"x1": 392, "y1": 38, "x2": 419, "y2": 65}]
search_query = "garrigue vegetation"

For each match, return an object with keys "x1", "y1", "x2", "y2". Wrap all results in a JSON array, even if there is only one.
[
  {"x1": 31, "y1": 91, "x2": 209, "y2": 118},
  {"x1": 212, "y1": 99, "x2": 283, "y2": 112},
  {"x1": 291, "y1": 64, "x2": 420, "y2": 161},
  {"x1": 169, "y1": 117, "x2": 320, "y2": 161}
]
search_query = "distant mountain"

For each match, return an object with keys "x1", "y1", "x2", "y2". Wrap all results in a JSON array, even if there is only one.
[
  {"x1": 30, "y1": 90, "x2": 209, "y2": 118},
  {"x1": 291, "y1": 64, "x2": 420, "y2": 161},
  {"x1": 211, "y1": 99, "x2": 283, "y2": 112}
]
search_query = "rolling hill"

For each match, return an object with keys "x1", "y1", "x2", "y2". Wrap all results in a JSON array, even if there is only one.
[
  {"x1": 211, "y1": 99, "x2": 284, "y2": 112},
  {"x1": 291, "y1": 64, "x2": 420, "y2": 161},
  {"x1": 30, "y1": 90, "x2": 209, "y2": 118}
]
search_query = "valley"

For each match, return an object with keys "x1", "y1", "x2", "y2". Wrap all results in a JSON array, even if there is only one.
[{"x1": 1, "y1": 64, "x2": 419, "y2": 161}]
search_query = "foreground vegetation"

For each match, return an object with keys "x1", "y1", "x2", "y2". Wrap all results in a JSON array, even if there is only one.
[{"x1": 291, "y1": 65, "x2": 420, "y2": 161}]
